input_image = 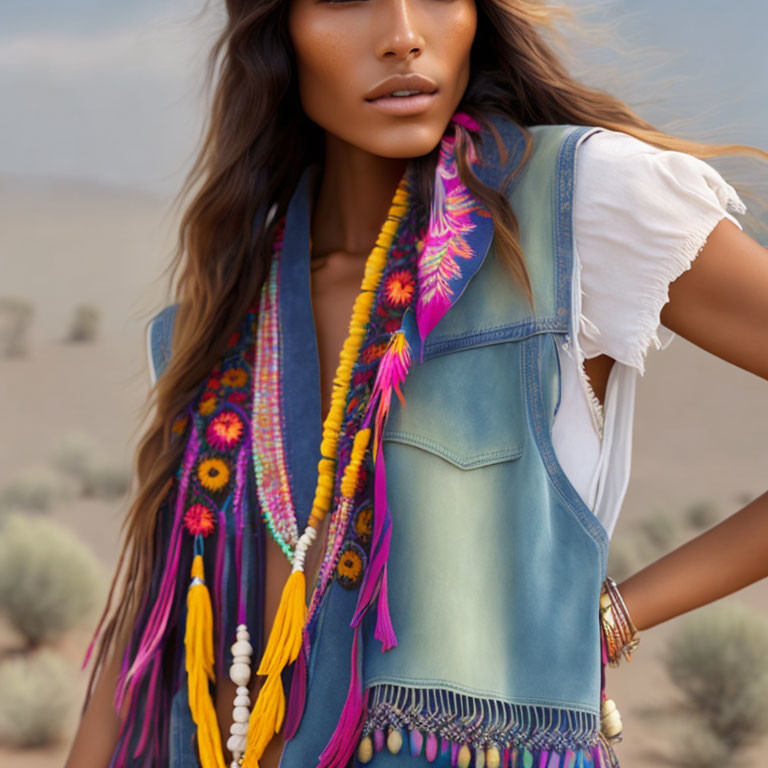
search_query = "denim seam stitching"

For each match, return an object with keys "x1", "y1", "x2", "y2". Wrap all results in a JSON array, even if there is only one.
[
  {"x1": 555, "y1": 125, "x2": 590, "y2": 326},
  {"x1": 382, "y1": 431, "x2": 523, "y2": 469},
  {"x1": 424, "y1": 322, "x2": 565, "y2": 358},
  {"x1": 523, "y1": 334, "x2": 609, "y2": 576}
]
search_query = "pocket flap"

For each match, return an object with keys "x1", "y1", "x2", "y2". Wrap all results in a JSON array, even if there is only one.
[{"x1": 382, "y1": 342, "x2": 526, "y2": 470}]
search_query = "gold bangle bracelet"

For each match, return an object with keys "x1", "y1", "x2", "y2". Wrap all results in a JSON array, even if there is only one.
[{"x1": 600, "y1": 576, "x2": 640, "y2": 666}]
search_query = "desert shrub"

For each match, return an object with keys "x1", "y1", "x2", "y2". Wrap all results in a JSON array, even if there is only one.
[
  {"x1": 50, "y1": 431, "x2": 104, "y2": 480},
  {"x1": 0, "y1": 649, "x2": 73, "y2": 747},
  {"x1": 684, "y1": 500, "x2": 721, "y2": 531},
  {"x1": 0, "y1": 465, "x2": 76, "y2": 513},
  {"x1": 662, "y1": 602, "x2": 768, "y2": 764},
  {"x1": 664, "y1": 720, "x2": 733, "y2": 768},
  {"x1": 81, "y1": 460, "x2": 131, "y2": 500},
  {"x1": 0, "y1": 513, "x2": 103, "y2": 647},
  {"x1": 0, "y1": 295, "x2": 34, "y2": 357},
  {"x1": 66, "y1": 303, "x2": 101, "y2": 343}
]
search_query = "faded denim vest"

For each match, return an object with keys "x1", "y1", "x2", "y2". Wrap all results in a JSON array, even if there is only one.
[{"x1": 149, "y1": 115, "x2": 613, "y2": 768}]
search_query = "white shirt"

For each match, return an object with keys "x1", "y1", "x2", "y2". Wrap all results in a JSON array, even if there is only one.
[
  {"x1": 552, "y1": 129, "x2": 747, "y2": 539},
  {"x1": 147, "y1": 130, "x2": 747, "y2": 542}
]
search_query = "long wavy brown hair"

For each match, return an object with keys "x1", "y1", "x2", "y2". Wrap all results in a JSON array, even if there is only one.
[{"x1": 83, "y1": 0, "x2": 767, "y2": 708}]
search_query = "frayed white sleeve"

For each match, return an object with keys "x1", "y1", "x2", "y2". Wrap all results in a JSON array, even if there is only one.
[{"x1": 572, "y1": 130, "x2": 747, "y2": 376}]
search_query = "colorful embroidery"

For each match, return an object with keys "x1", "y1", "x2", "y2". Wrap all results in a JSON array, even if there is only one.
[
  {"x1": 416, "y1": 114, "x2": 490, "y2": 347},
  {"x1": 206, "y1": 410, "x2": 244, "y2": 450},
  {"x1": 183, "y1": 503, "x2": 216, "y2": 537},
  {"x1": 383, "y1": 268, "x2": 416, "y2": 307},
  {"x1": 335, "y1": 540, "x2": 367, "y2": 589},
  {"x1": 353, "y1": 504, "x2": 373, "y2": 544},
  {"x1": 221, "y1": 367, "x2": 247, "y2": 388},
  {"x1": 199, "y1": 392, "x2": 217, "y2": 415},
  {"x1": 171, "y1": 412, "x2": 189, "y2": 435},
  {"x1": 196, "y1": 457, "x2": 230, "y2": 492}
]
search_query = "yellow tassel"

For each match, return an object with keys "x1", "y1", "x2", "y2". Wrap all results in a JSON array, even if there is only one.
[
  {"x1": 242, "y1": 672, "x2": 286, "y2": 767},
  {"x1": 185, "y1": 554, "x2": 226, "y2": 768},
  {"x1": 256, "y1": 569, "x2": 306, "y2": 676}
]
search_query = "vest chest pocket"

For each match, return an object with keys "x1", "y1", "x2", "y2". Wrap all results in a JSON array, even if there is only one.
[{"x1": 381, "y1": 340, "x2": 526, "y2": 469}]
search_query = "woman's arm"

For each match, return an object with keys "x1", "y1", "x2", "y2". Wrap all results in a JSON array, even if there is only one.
[
  {"x1": 619, "y1": 218, "x2": 768, "y2": 631},
  {"x1": 64, "y1": 633, "x2": 127, "y2": 768}
]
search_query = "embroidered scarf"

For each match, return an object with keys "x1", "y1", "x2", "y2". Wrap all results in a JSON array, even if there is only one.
[{"x1": 94, "y1": 111, "x2": 618, "y2": 768}]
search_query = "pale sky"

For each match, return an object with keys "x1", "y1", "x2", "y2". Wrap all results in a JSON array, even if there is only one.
[{"x1": 0, "y1": 0, "x2": 765, "y2": 195}]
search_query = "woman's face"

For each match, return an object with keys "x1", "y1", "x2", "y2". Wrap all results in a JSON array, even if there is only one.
[{"x1": 288, "y1": 0, "x2": 477, "y2": 159}]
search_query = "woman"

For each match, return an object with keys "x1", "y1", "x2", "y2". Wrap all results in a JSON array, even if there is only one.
[{"x1": 65, "y1": 0, "x2": 768, "y2": 766}]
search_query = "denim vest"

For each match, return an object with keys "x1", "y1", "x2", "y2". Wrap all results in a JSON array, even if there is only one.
[{"x1": 149, "y1": 116, "x2": 614, "y2": 768}]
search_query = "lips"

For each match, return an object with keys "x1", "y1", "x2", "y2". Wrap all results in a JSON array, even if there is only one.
[{"x1": 365, "y1": 72, "x2": 438, "y2": 101}]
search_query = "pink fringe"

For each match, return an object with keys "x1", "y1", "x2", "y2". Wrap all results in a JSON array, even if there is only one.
[
  {"x1": 114, "y1": 422, "x2": 201, "y2": 714},
  {"x1": 234, "y1": 443, "x2": 249, "y2": 625},
  {"x1": 317, "y1": 624, "x2": 370, "y2": 768},
  {"x1": 594, "y1": 745, "x2": 605, "y2": 768},
  {"x1": 365, "y1": 330, "x2": 411, "y2": 449},
  {"x1": 350, "y1": 434, "x2": 394, "y2": 638},
  {"x1": 283, "y1": 642, "x2": 308, "y2": 741},
  {"x1": 113, "y1": 676, "x2": 141, "y2": 767},
  {"x1": 373, "y1": 561, "x2": 397, "y2": 652},
  {"x1": 132, "y1": 652, "x2": 161, "y2": 757}
]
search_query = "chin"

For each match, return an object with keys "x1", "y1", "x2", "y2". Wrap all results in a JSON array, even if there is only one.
[{"x1": 353, "y1": 116, "x2": 452, "y2": 159}]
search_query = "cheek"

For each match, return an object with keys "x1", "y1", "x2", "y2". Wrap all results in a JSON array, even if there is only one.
[
  {"x1": 435, "y1": 1, "x2": 476, "y2": 80},
  {"x1": 289, "y1": 14, "x2": 358, "y2": 118}
]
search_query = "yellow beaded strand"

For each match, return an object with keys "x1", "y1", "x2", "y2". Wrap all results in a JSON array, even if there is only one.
[{"x1": 309, "y1": 184, "x2": 409, "y2": 528}]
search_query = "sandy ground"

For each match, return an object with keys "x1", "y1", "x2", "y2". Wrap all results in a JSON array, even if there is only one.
[{"x1": 0, "y1": 175, "x2": 766, "y2": 767}]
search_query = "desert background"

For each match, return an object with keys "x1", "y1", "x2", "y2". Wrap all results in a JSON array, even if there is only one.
[{"x1": 1, "y1": 0, "x2": 767, "y2": 766}]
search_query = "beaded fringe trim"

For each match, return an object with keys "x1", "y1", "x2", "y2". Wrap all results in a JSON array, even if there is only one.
[{"x1": 357, "y1": 684, "x2": 620, "y2": 767}]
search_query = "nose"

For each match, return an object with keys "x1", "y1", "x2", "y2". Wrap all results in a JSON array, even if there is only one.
[{"x1": 375, "y1": 0, "x2": 425, "y2": 60}]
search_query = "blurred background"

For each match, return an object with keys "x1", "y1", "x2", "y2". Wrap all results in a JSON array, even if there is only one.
[{"x1": 0, "y1": 1, "x2": 767, "y2": 766}]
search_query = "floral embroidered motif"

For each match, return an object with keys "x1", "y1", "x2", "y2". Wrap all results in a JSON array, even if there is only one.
[
  {"x1": 207, "y1": 410, "x2": 245, "y2": 450},
  {"x1": 221, "y1": 367, "x2": 247, "y2": 388},
  {"x1": 171, "y1": 413, "x2": 189, "y2": 435},
  {"x1": 353, "y1": 505, "x2": 373, "y2": 544},
  {"x1": 199, "y1": 393, "x2": 217, "y2": 416},
  {"x1": 183, "y1": 503, "x2": 216, "y2": 537},
  {"x1": 383, "y1": 268, "x2": 416, "y2": 307},
  {"x1": 335, "y1": 540, "x2": 367, "y2": 589},
  {"x1": 197, "y1": 457, "x2": 230, "y2": 492}
]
